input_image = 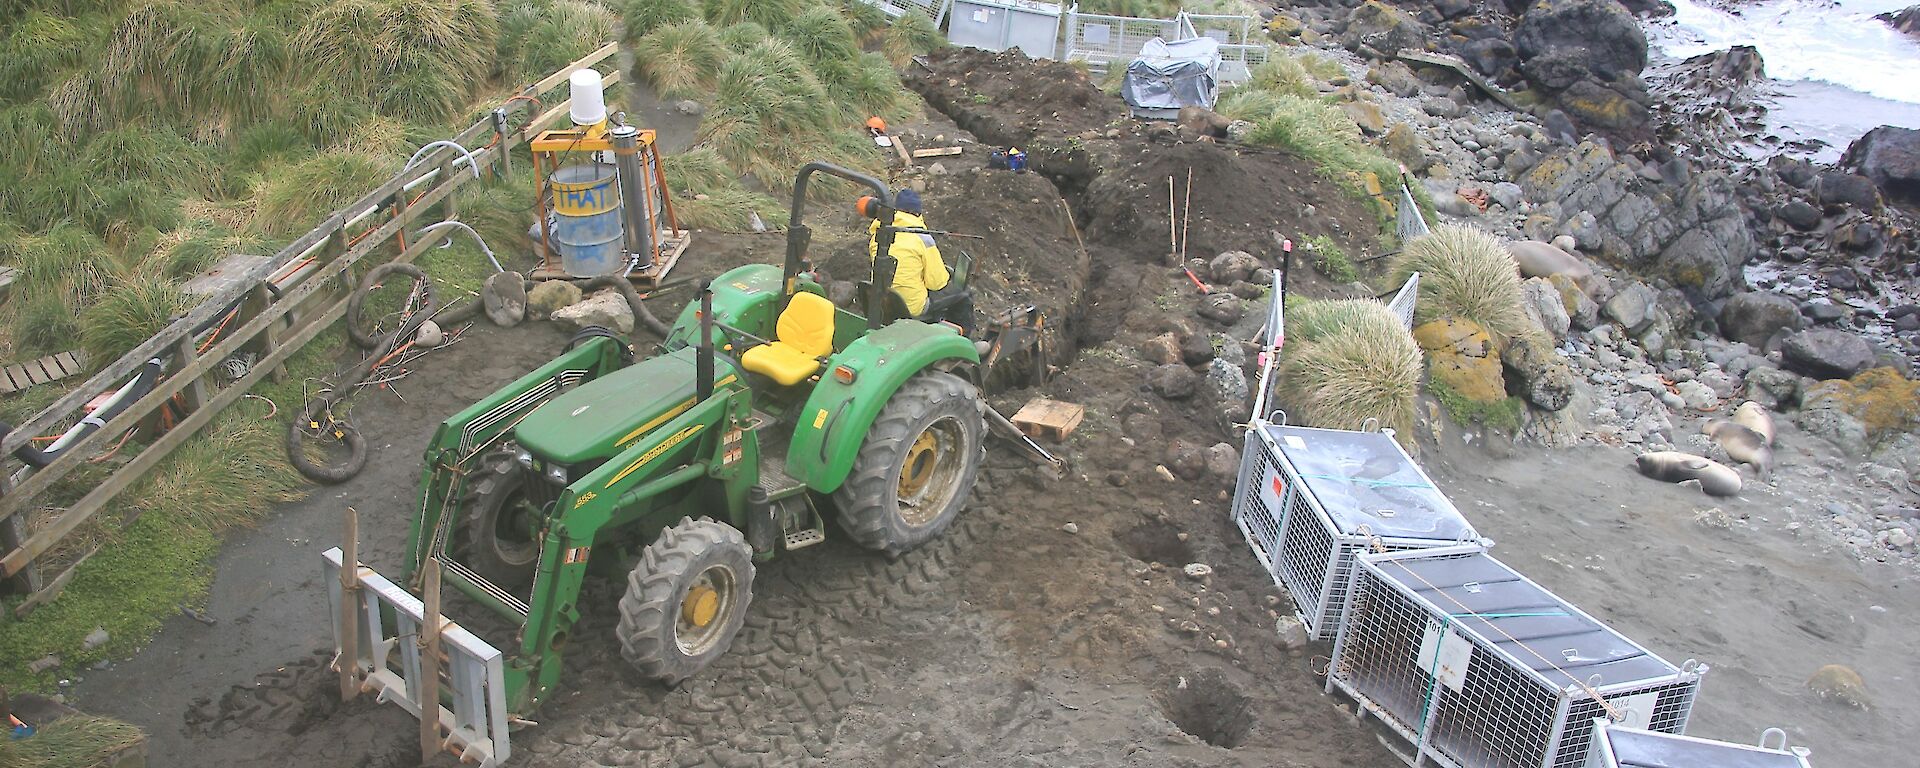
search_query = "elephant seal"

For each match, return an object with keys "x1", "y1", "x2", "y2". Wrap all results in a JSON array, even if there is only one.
[
  {"x1": 1703, "y1": 420, "x2": 1775, "y2": 481},
  {"x1": 1636, "y1": 451, "x2": 1744, "y2": 496},
  {"x1": 1732, "y1": 400, "x2": 1775, "y2": 446},
  {"x1": 1507, "y1": 240, "x2": 1593, "y2": 280}
]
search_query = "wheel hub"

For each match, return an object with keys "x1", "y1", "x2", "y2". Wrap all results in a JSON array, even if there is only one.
[
  {"x1": 681, "y1": 584, "x2": 720, "y2": 628},
  {"x1": 897, "y1": 430, "x2": 941, "y2": 498}
]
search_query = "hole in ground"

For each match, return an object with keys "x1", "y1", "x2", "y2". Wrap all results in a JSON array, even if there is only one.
[
  {"x1": 1116, "y1": 520, "x2": 1193, "y2": 565},
  {"x1": 1160, "y1": 668, "x2": 1252, "y2": 748}
]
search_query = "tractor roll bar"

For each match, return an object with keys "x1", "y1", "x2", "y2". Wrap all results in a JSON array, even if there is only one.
[{"x1": 783, "y1": 163, "x2": 900, "y2": 331}]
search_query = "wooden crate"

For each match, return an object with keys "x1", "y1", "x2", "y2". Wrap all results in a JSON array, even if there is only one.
[
  {"x1": 1010, "y1": 398, "x2": 1083, "y2": 442},
  {"x1": 0, "y1": 351, "x2": 88, "y2": 395}
]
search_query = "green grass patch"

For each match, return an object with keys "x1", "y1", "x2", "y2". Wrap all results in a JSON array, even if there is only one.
[
  {"x1": 1428, "y1": 370, "x2": 1525, "y2": 433},
  {"x1": 1304, "y1": 234, "x2": 1356, "y2": 284}
]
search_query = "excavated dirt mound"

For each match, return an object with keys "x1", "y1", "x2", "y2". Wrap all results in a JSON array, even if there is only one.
[{"x1": 907, "y1": 48, "x2": 1121, "y2": 144}]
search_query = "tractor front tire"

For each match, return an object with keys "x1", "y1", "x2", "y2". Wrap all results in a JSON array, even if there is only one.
[
  {"x1": 617, "y1": 517, "x2": 756, "y2": 686},
  {"x1": 452, "y1": 451, "x2": 541, "y2": 593},
  {"x1": 833, "y1": 371, "x2": 985, "y2": 557}
]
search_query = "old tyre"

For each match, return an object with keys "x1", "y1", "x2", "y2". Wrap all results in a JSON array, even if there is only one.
[
  {"x1": 617, "y1": 517, "x2": 755, "y2": 685},
  {"x1": 452, "y1": 451, "x2": 542, "y2": 592},
  {"x1": 832, "y1": 371, "x2": 985, "y2": 557}
]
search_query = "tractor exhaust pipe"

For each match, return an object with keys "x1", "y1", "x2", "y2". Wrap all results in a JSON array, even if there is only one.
[{"x1": 697, "y1": 282, "x2": 714, "y2": 401}]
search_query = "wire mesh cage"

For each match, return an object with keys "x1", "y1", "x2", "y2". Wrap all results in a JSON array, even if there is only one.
[
  {"x1": 1327, "y1": 546, "x2": 1708, "y2": 768},
  {"x1": 1585, "y1": 721, "x2": 1813, "y2": 768},
  {"x1": 1229, "y1": 422, "x2": 1484, "y2": 640}
]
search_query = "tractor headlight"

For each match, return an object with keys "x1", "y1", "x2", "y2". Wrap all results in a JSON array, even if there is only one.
[
  {"x1": 544, "y1": 462, "x2": 570, "y2": 486},
  {"x1": 515, "y1": 449, "x2": 534, "y2": 469}
]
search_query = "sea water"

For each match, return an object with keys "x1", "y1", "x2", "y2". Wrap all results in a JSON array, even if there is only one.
[{"x1": 1647, "y1": 0, "x2": 1920, "y2": 162}]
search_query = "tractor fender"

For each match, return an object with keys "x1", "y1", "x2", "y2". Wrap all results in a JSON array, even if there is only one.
[{"x1": 786, "y1": 322, "x2": 979, "y2": 493}]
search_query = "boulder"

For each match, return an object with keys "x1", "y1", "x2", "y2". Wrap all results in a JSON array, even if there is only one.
[
  {"x1": 1139, "y1": 332, "x2": 1182, "y2": 365},
  {"x1": 1815, "y1": 171, "x2": 1881, "y2": 212},
  {"x1": 1209, "y1": 250, "x2": 1261, "y2": 284},
  {"x1": 1842, "y1": 125, "x2": 1920, "y2": 204},
  {"x1": 1177, "y1": 106, "x2": 1231, "y2": 138},
  {"x1": 1603, "y1": 282, "x2": 1658, "y2": 334},
  {"x1": 1180, "y1": 332, "x2": 1216, "y2": 364},
  {"x1": 1769, "y1": 155, "x2": 1816, "y2": 188},
  {"x1": 1775, "y1": 199, "x2": 1821, "y2": 230},
  {"x1": 1879, "y1": 5, "x2": 1920, "y2": 37},
  {"x1": 1555, "y1": 78, "x2": 1652, "y2": 134},
  {"x1": 1742, "y1": 365, "x2": 1802, "y2": 409},
  {"x1": 1781, "y1": 329, "x2": 1879, "y2": 379},
  {"x1": 482, "y1": 271, "x2": 527, "y2": 327},
  {"x1": 1343, "y1": 1, "x2": 1427, "y2": 56},
  {"x1": 1415, "y1": 318, "x2": 1510, "y2": 404},
  {"x1": 527, "y1": 280, "x2": 583, "y2": 320},
  {"x1": 1521, "y1": 278, "x2": 1572, "y2": 341},
  {"x1": 1197, "y1": 293, "x2": 1245, "y2": 325},
  {"x1": 1513, "y1": 0, "x2": 1649, "y2": 86},
  {"x1": 1204, "y1": 359, "x2": 1251, "y2": 412},
  {"x1": 1166, "y1": 441, "x2": 1207, "y2": 480},
  {"x1": 1382, "y1": 123, "x2": 1427, "y2": 172},
  {"x1": 1148, "y1": 364, "x2": 1200, "y2": 400},
  {"x1": 1460, "y1": 37, "x2": 1518, "y2": 79},
  {"x1": 1717, "y1": 291, "x2": 1802, "y2": 348},
  {"x1": 550, "y1": 289, "x2": 634, "y2": 333},
  {"x1": 1548, "y1": 274, "x2": 1601, "y2": 330},
  {"x1": 1806, "y1": 664, "x2": 1871, "y2": 709},
  {"x1": 1205, "y1": 442, "x2": 1240, "y2": 478},
  {"x1": 1343, "y1": 101, "x2": 1387, "y2": 135},
  {"x1": 1502, "y1": 333, "x2": 1576, "y2": 411}
]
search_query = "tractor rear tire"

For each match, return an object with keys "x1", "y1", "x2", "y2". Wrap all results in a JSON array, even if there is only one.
[
  {"x1": 832, "y1": 371, "x2": 985, "y2": 557},
  {"x1": 452, "y1": 452, "x2": 541, "y2": 593},
  {"x1": 617, "y1": 517, "x2": 756, "y2": 686}
]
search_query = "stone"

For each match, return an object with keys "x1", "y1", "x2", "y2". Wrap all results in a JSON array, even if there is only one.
[
  {"x1": 28, "y1": 655, "x2": 60, "y2": 674},
  {"x1": 1604, "y1": 282, "x2": 1658, "y2": 334},
  {"x1": 1514, "y1": 0, "x2": 1648, "y2": 85},
  {"x1": 927, "y1": 162, "x2": 948, "y2": 176},
  {"x1": 83, "y1": 627, "x2": 109, "y2": 650},
  {"x1": 1460, "y1": 37, "x2": 1517, "y2": 79},
  {"x1": 1343, "y1": 101, "x2": 1387, "y2": 135},
  {"x1": 1197, "y1": 293, "x2": 1244, "y2": 325},
  {"x1": 1503, "y1": 333, "x2": 1576, "y2": 411},
  {"x1": 1803, "y1": 298, "x2": 1845, "y2": 323},
  {"x1": 482, "y1": 271, "x2": 527, "y2": 326},
  {"x1": 1815, "y1": 171, "x2": 1881, "y2": 211},
  {"x1": 1556, "y1": 78, "x2": 1653, "y2": 135},
  {"x1": 1490, "y1": 182, "x2": 1524, "y2": 211},
  {"x1": 1182, "y1": 563, "x2": 1214, "y2": 580},
  {"x1": 1675, "y1": 380, "x2": 1717, "y2": 411},
  {"x1": 1204, "y1": 359, "x2": 1251, "y2": 411},
  {"x1": 1775, "y1": 199, "x2": 1821, "y2": 230},
  {"x1": 1806, "y1": 664, "x2": 1871, "y2": 709},
  {"x1": 526, "y1": 280, "x2": 583, "y2": 320},
  {"x1": 1061, "y1": 522, "x2": 1080, "y2": 534},
  {"x1": 1205, "y1": 442, "x2": 1239, "y2": 478},
  {"x1": 1415, "y1": 318, "x2": 1509, "y2": 403},
  {"x1": 1841, "y1": 125, "x2": 1920, "y2": 205},
  {"x1": 675, "y1": 100, "x2": 704, "y2": 116},
  {"x1": 1148, "y1": 364, "x2": 1200, "y2": 400},
  {"x1": 1797, "y1": 393, "x2": 1871, "y2": 456},
  {"x1": 1782, "y1": 329, "x2": 1880, "y2": 379},
  {"x1": 1177, "y1": 106, "x2": 1231, "y2": 138},
  {"x1": 413, "y1": 320, "x2": 444, "y2": 348},
  {"x1": 1549, "y1": 274, "x2": 1601, "y2": 330},
  {"x1": 550, "y1": 289, "x2": 634, "y2": 334},
  {"x1": 1166, "y1": 441, "x2": 1207, "y2": 479},
  {"x1": 1718, "y1": 291, "x2": 1802, "y2": 348},
  {"x1": 1226, "y1": 120, "x2": 1256, "y2": 143},
  {"x1": 1209, "y1": 250, "x2": 1260, "y2": 284},
  {"x1": 1522, "y1": 278, "x2": 1572, "y2": 341},
  {"x1": 1366, "y1": 62, "x2": 1422, "y2": 97},
  {"x1": 1140, "y1": 332, "x2": 1182, "y2": 365},
  {"x1": 1743, "y1": 365, "x2": 1802, "y2": 409},
  {"x1": 1342, "y1": 0, "x2": 1427, "y2": 55},
  {"x1": 1180, "y1": 332, "x2": 1215, "y2": 365},
  {"x1": 1275, "y1": 615, "x2": 1310, "y2": 650},
  {"x1": 1382, "y1": 123, "x2": 1427, "y2": 172}
]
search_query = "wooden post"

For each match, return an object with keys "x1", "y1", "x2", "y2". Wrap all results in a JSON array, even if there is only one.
[
  {"x1": 338, "y1": 507, "x2": 360, "y2": 701},
  {"x1": 247, "y1": 283, "x2": 285, "y2": 381},
  {"x1": 0, "y1": 475, "x2": 40, "y2": 596},
  {"x1": 172, "y1": 335, "x2": 206, "y2": 413},
  {"x1": 418, "y1": 558, "x2": 443, "y2": 762},
  {"x1": 491, "y1": 108, "x2": 512, "y2": 181}
]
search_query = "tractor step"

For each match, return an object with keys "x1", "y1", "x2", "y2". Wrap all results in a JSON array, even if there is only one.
[
  {"x1": 783, "y1": 528, "x2": 825, "y2": 550},
  {"x1": 756, "y1": 453, "x2": 808, "y2": 500}
]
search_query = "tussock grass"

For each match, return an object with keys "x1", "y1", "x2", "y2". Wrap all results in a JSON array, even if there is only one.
[
  {"x1": 1218, "y1": 77, "x2": 1433, "y2": 233},
  {"x1": 617, "y1": 0, "x2": 699, "y2": 43},
  {"x1": 717, "y1": 19, "x2": 770, "y2": 51},
  {"x1": 635, "y1": 20, "x2": 727, "y2": 98},
  {"x1": 1247, "y1": 57, "x2": 1317, "y2": 99},
  {"x1": 836, "y1": 0, "x2": 887, "y2": 41},
  {"x1": 498, "y1": 0, "x2": 617, "y2": 84},
  {"x1": 1277, "y1": 299, "x2": 1421, "y2": 434},
  {"x1": 0, "y1": 714, "x2": 146, "y2": 768},
  {"x1": 704, "y1": 0, "x2": 808, "y2": 29},
  {"x1": 297, "y1": 0, "x2": 499, "y2": 123},
  {"x1": 253, "y1": 151, "x2": 397, "y2": 238},
  {"x1": 882, "y1": 10, "x2": 942, "y2": 66},
  {"x1": 80, "y1": 277, "x2": 186, "y2": 365},
  {"x1": 1392, "y1": 225, "x2": 1532, "y2": 340},
  {"x1": 0, "y1": 10, "x2": 99, "y2": 104},
  {"x1": 782, "y1": 5, "x2": 859, "y2": 64}
]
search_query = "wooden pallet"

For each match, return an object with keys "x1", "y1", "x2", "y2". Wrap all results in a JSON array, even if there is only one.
[
  {"x1": 0, "y1": 351, "x2": 88, "y2": 395},
  {"x1": 1010, "y1": 398, "x2": 1084, "y2": 442},
  {"x1": 530, "y1": 230, "x2": 692, "y2": 287}
]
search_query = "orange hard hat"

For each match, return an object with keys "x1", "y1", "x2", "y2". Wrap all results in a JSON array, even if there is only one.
[
  {"x1": 855, "y1": 195, "x2": 881, "y2": 219},
  {"x1": 865, "y1": 116, "x2": 887, "y2": 133}
]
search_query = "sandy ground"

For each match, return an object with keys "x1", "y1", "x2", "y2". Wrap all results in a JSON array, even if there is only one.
[{"x1": 65, "y1": 47, "x2": 1916, "y2": 768}]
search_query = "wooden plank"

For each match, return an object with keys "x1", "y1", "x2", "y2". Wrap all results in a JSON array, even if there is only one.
[
  {"x1": 1010, "y1": 398, "x2": 1084, "y2": 442},
  {"x1": 910, "y1": 147, "x2": 963, "y2": 158},
  {"x1": 0, "y1": 351, "x2": 87, "y2": 395}
]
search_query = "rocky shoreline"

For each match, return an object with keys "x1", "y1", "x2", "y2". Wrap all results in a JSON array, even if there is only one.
[{"x1": 1253, "y1": 0, "x2": 1920, "y2": 563}]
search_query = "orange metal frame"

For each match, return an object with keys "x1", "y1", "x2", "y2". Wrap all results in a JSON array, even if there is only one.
[{"x1": 529, "y1": 126, "x2": 681, "y2": 277}]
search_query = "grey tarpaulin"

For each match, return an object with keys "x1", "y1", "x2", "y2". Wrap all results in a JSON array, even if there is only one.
[{"x1": 1120, "y1": 36, "x2": 1220, "y2": 119}]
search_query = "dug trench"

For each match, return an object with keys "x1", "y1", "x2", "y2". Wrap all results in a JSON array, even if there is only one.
[{"x1": 68, "y1": 46, "x2": 1414, "y2": 765}]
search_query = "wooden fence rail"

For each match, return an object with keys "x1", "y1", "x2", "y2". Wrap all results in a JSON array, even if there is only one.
[{"x1": 0, "y1": 43, "x2": 622, "y2": 612}]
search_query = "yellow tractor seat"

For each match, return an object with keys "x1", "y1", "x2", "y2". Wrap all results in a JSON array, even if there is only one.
[{"x1": 741, "y1": 292, "x2": 836, "y2": 386}]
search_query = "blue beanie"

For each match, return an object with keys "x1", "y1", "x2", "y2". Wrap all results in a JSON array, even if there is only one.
[{"x1": 894, "y1": 189, "x2": 923, "y2": 215}]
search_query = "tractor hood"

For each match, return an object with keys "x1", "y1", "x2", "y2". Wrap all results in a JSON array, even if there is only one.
[{"x1": 514, "y1": 346, "x2": 738, "y2": 465}]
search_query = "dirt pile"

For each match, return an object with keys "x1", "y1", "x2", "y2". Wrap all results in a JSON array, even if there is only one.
[{"x1": 907, "y1": 48, "x2": 1121, "y2": 143}]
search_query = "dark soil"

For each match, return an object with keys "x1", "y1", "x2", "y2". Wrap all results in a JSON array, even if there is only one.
[{"x1": 906, "y1": 48, "x2": 1124, "y2": 144}]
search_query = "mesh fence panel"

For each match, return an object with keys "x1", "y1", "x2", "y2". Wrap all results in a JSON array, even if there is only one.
[
  {"x1": 1231, "y1": 438, "x2": 1283, "y2": 571},
  {"x1": 1062, "y1": 8, "x2": 1179, "y2": 72}
]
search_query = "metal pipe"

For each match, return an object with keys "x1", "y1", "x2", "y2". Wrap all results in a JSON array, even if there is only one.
[
  {"x1": 696, "y1": 286, "x2": 714, "y2": 401},
  {"x1": 413, "y1": 220, "x2": 506, "y2": 273},
  {"x1": 609, "y1": 125, "x2": 652, "y2": 264},
  {"x1": 404, "y1": 140, "x2": 480, "y2": 182}
]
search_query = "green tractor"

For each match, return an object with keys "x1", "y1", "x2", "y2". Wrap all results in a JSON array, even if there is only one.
[{"x1": 322, "y1": 164, "x2": 1038, "y2": 765}]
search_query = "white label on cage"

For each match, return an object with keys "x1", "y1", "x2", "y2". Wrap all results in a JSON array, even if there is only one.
[
  {"x1": 1417, "y1": 620, "x2": 1473, "y2": 692},
  {"x1": 1284, "y1": 435, "x2": 1305, "y2": 449},
  {"x1": 1612, "y1": 691, "x2": 1658, "y2": 730}
]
